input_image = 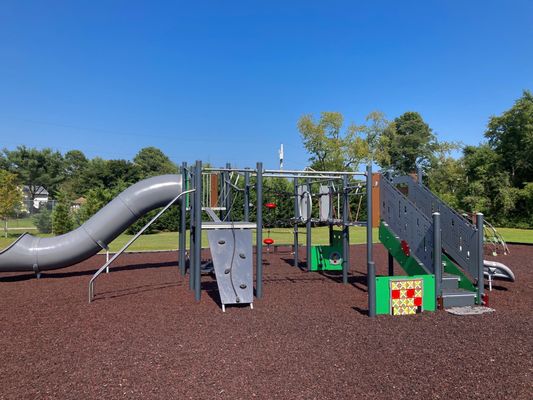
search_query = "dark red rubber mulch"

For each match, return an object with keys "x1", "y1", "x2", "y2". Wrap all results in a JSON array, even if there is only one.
[{"x1": 0, "y1": 244, "x2": 532, "y2": 399}]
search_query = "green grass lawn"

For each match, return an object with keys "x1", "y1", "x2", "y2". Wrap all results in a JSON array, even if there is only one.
[
  {"x1": 0, "y1": 227, "x2": 379, "y2": 252},
  {"x1": 1, "y1": 226, "x2": 531, "y2": 253},
  {"x1": 493, "y1": 227, "x2": 533, "y2": 244},
  {"x1": 6, "y1": 216, "x2": 37, "y2": 229}
]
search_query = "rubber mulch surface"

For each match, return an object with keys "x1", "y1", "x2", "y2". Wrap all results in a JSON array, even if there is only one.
[{"x1": 1, "y1": 244, "x2": 532, "y2": 399}]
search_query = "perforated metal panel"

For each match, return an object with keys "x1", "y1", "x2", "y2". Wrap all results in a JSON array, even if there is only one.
[
  {"x1": 392, "y1": 176, "x2": 480, "y2": 280},
  {"x1": 380, "y1": 176, "x2": 434, "y2": 273}
]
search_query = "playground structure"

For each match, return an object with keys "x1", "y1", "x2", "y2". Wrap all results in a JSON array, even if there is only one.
[{"x1": 0, "y1": 161, "x2": 515, "y2": 316}]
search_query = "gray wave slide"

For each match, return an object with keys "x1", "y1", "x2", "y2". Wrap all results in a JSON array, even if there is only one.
[{"x1": 0, "y1": 174, "x2": 182, "y2": 273}]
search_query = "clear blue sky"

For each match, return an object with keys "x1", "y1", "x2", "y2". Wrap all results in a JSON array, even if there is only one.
[{"x1": 1, "y1": 1, "x2": 532, "y2": 170}]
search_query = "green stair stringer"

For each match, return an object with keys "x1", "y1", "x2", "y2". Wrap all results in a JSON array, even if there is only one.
[
  {"x1": 380, "y1": 221, "x2": 476, "y2": 293},
  {"x1": 379, "y1": 222, "x2": 428, "y2": 276}
]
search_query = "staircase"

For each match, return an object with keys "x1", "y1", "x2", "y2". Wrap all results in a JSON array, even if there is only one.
[
  {"x1": 441, "y1": 273, "x2": 476, "y2": 307},
  {"x1": 379, "y1": 175, "x2": 482, "y2": 309}
]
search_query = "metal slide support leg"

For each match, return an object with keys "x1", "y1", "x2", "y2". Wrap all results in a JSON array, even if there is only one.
[
  {"x1": 179, "y1": 162, "x2": 187, "y2": 276},
  {"x1": 367, "y1": 163, "x2": 376, "y2": 317},
  {"x1": 256, "y1": 162, "x2": 263, "y2": 298},
  {"x1": 293, "y1": 177, "x2": 299, "y2": 268},
  {"x1": 342, "y1": 175, "x2": 349, "y2": 284},
  {"x1": 388, "y1": 252, "x2": 394, "y2": 276},
  {"x1": 433, "y1": 212, "x2": 442, "y2": 302},
  {"x1": 476, "y1": 213, "x2": 485, "y2": 304},
  {"x1": 306, "y1": 178, "x2": 312, "y2": 272},
  {"x1": 194, "y1": 161, "x2": 202, "y2": 302}
]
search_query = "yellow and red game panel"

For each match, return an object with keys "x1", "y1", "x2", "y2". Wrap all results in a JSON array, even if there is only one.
[{"x1": 390, "y1": 279, "x2": 423, "y2": 315}]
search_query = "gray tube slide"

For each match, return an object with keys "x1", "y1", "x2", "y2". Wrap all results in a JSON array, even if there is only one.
[{"x1": 0, "y1": 174, "x2": 182, "y2": 273}]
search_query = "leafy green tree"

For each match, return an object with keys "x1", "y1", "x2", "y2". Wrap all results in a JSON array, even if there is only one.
[
  {"x1": 133, "y1": 147, "x2": 177, "y2": 178},
  {"x1": 362, "y1": 111, "x2": 389, "y2": 163},
  {"x1": 426, "y1": 155, "x2": 464, "y2": 210},
  {"x1": 62, "y1": 150, "x2": 89, "y2": 196},
  {"x1": 32, "y1": 209, "x2": 53, "y2": 234},
  {"x1": 52, "y1": 196, "x2": 72, "y2": 234},
  {"x1": 297, "y1": 112, "x2": 368, "y2": 171},
  {"x1": 1, "y1": 146, "x2": 65, "y2": 198},
  {"x1": 52, "y1": 191, "x2": 74, "y2": 235},
  {"x1": 78, "y1": 157, "x2": 140, "y2": 192},
  {"x1": 485, "y1": 90, "x2": 533, "y2": 188},
  {"x1": 379, "y1": 112, "x2": 438, "y2": 174},
  {"x1": 0, "y1": 170, "x2": 23, "y2": 237}
]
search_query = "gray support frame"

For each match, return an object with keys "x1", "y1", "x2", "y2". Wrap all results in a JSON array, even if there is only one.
[
  {"x1": 433, "y1": 212, "x2": 442, "y2": 301},
  {"x1": 255, "y1": 162, "x2": 263, "y2": 298},
  {"x1": 476, "y1": 213, "x2": 484, "y2": 303},
  {"x1": 194, "y1": 160, "x2": 202, "y2": 301},
  {"x1": 225, "y1": 162, "x2": 232, "y2": 220},
  {"x1": 179, "y1": 162, "x2": 187, "y2": 276},
  {"x1": 244, "y1": 169, "x2": 250, "y2": 222},
  {"x1": 306, "y1": 178, "x2": 312, "y2": 272},
  {"x1": 293, "y1": 177, "x2": 299, "y2": 268},
  {"x1": 342, "y1": 175, "x2": 349, "y2": 284},
  {"x1": 189, "y1": 168, "x2": 196, "y2": 291},
  {"x1": 367, "y1": 163, "x2": 376, "y2": 317}
]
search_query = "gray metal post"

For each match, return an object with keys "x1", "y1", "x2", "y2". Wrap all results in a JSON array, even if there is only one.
[
  {"x1": 368, "y1": 261, "x2": 376, "y2": 317},
  {"x1": 417, "y1": 166, "x2": 423, "y2": 185},
  {"x1": 256, "y1": 162, "x2": 263, "y2": 298},
  {"x1": 367, "y1": 163, "x2": 376, "y2": 317},
  {"x1": 244, "y1": 169, "x2": 250, "y2": 222},
  {"x1": 194, "y1": 160, "x2": 202, "y2": 301},
  {"x1": 189, "y1": 168, "x2": 195, "y2": 291},
  {"x1": 225, "y1": 162, "x2": 232, "y2": 220},
  {"x1": 476, "y1": 213, "x2": 485, "y2": 304},
  {"x1": 433, "y1": 212, "x2": 442, "y2": 302},
  {"x1": 293, "y1": 177, "x2": 299, "y2": 268},
  {"x1": 306, "y1": 178, "x2": 312, "y2": 272},
  {"x1": 342, "y1": 175, "x2": 349, "y2": 284},
  {"x1": 179, "y1": 162, "x2": 187, "y2": 276}
]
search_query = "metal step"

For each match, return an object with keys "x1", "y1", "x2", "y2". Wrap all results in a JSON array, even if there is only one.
[
  {"x1": 442, "y1": 288, "x2": 476, "y2": 308},
  {"x1": 442, "y1": 273, "x2": 460, "y2": 290}
]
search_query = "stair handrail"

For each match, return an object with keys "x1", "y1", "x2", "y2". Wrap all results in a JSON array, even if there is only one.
[
  {"x1": 88, "y1": 188, "x2": 195, "y2": 302},
  {"x1": 391, "y1": 175, "x2": 480, "y2": 282},
  {"x1": 380, "y1": 175, "x2": 436, "y2": 273}
]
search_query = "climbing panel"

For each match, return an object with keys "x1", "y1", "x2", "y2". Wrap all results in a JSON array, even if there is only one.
[{"x1": 207, "y1": 229, "x2": 254, "y2": 310}]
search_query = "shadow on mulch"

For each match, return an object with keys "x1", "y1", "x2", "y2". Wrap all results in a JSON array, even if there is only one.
[
  {"x1": 96, "y1": 281, "x2": 181, "y2": 300},
  {"x1": 0, "y1": 260, "x2": 178, "y2": 282}
]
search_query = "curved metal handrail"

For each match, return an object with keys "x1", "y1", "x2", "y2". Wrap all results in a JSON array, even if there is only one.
[{"x1": 88, "y1": 189, "x2": 195, "y2": 302}]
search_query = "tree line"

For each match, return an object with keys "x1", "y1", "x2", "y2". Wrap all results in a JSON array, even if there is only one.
[
  {"x1": 0, "y1": 90, "x2": 531, "y2": 235},
  {"x1": 298, "y1": 90, "x2": 533, "y2": 228}
]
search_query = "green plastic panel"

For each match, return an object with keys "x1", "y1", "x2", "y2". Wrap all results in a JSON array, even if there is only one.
[
  {"x1": 380, "y1": 221, "x2": 476, "y2": 293},
  {"x1": 376, "y1": 275, "x2": 436, "y2": 315},
  {"x1": 379, "y1": 222, "x2": 428, "y2": 276},
  {"x1": 310, "y1": 245, "x2": 343, "y2": 271}
]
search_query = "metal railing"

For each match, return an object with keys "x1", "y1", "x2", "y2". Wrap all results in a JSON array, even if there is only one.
[
  {"x1": 392, "y1": 176, "x2": 480, "y2": 280},
  {"x1": 88, "y1": 189, "x2": 195, "y2": 302},
  {"x1": 380, "y1": 176, "x2": 435, "y2": 273}
]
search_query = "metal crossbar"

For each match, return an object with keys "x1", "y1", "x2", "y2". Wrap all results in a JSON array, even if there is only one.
[{"x1": 88, "y1": 189, "x2": 195, "y2": 302}]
